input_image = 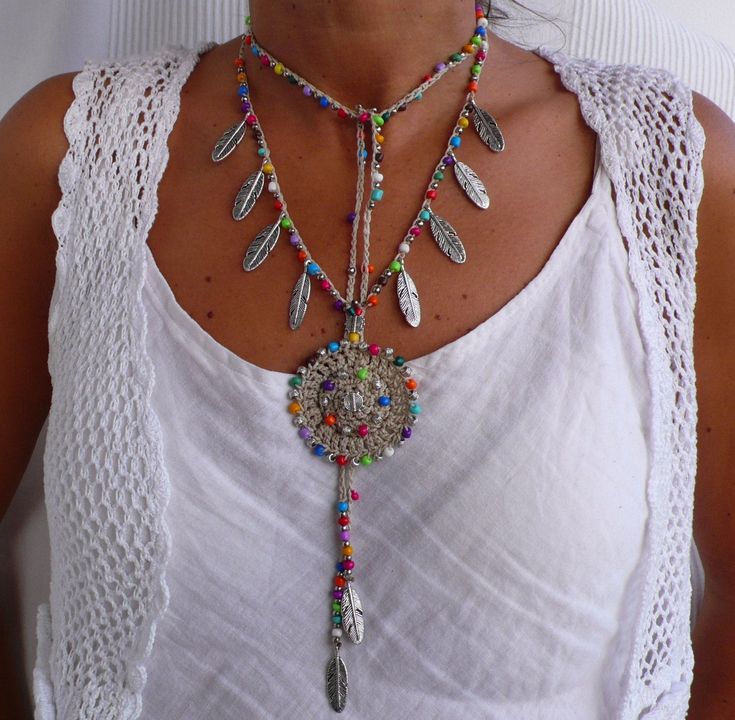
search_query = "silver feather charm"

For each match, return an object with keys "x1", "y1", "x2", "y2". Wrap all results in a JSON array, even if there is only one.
[
  {"x1": 289, "y1": 272, "x2": 311, "y2": 330},
  {"x1": 243, "y1": 222, "x2": 280, "y2": 272},
  {"x1": 471, "y1": 103, "x2": 505, "y2": 152},
  {"x1": 211, "y1": 120, "x2": 247, "y2": 162},
  {"x1": 397, "y1": 268, "x2": 421, "y2": 327},
  {"x1": 454, "y1": 160, "x2": 490, "y2": 210},
  {"x1": 232, "y1": 170, "x2": 265, "y2": 221},
  {"x1": 326, "y1": 652, "x2": 348, "y2": 713},
  {"x1": 429, "y1": 213, "x2": 467, "y2": 264},
  {"x1": 340, "y1": 584, "x2": 365, "y2": 644}
]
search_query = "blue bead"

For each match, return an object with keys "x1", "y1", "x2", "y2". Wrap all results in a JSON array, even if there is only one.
[
  {"x1": 238, "y1": 85, "x2": 249, "y2": 97},
  {"x1": 338, "y1": 501, "x2": 349, "y2": 512},
  {"x1": 313, "y1": 444, "x2": 327, "y2": 456},
  {"x1": 307, "y1": 262, "x2": 320, "y2": 276},
  {"x1": 415, "y1": 92, "x2": 423, "y2": 100},
  {"x1": 251, "y1": 47, "x2": 259, "y2": 56},
  {"x1": 360, "y1": 149, "x2": 368, "y2": 159},
  {"x1": 328, "y1": 341, "x2": 340, "y2": 353},
  {"x1": 319, "y1": 97, "x2": 329, "y2": 108},
  {"x1": 336, "y1": 562, "x2": 344, "y2": 572},
  {"x1": 477, "y1": 26, "x2": 487, "y2": 36},
  {"x1": 378, "y1": 396, "x2": 391, "y2": 407},
  {"x1": 450, "y1": 136, "x2": 462, "y2": 148}
]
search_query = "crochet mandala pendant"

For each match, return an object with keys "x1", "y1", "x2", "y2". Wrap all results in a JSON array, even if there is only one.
[
  {"x1": 288, "y1": 341, "x2": 420, "y2": 464},
  {"x1": 287, "y1": 335, "x2": 421, "y2": 712}
]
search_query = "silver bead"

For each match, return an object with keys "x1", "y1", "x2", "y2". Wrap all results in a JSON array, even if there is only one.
[{"x1": 416, "y1": 220, "x2": 425, "y2": 227}]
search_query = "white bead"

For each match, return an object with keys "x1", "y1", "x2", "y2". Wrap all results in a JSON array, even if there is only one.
[
  {"x1": 383, "y1": 446, "x2": 395, "y2": 457},
  {"x1": 373, "y1": 172, "x2": 384, "y2": 182},
  {"x1": 477, "y1": 17, "x2": 489, "y2": 27},
  {"x1": 332, "y1": 628, "x2": 343, "y2": 637},
  {"x1": 398, "y1": 242, "x2": 411, "y2": 254},
  {"x1": 268, "y1": 181, "x2": 278, "y2": 193},
  {"x1": 481, "y1": 41, "x2": 489, "y2": 51}
]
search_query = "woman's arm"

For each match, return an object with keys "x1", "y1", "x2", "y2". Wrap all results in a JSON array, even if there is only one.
[
  {"x1": 0, "y1": 72, "x2": 75, "y2": 718},
  {"x1": 688, "y1": 93, "x2": 735, "y2": 718}
]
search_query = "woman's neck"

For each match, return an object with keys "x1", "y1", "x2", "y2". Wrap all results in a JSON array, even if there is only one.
[{"x1": 247, "y1": 0, "x2": 479, "y2": 109}]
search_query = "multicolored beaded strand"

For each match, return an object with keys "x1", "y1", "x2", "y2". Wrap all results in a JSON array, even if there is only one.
[{"x1": 212, "y1": 4, "x2": 503, "y2": 712}]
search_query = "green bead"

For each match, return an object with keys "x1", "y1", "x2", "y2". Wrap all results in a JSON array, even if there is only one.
[
  {"x1": 389, "y1": 260, "x2": 402, "y2": 273},
  {"x1": 289, "y1": 376, "x2": 303, "y2": 387},
  {"x1": 381, "y1": 112, "x2": 391, "y2": 124},
  {"x1": 245, "y1": 15, "x2": 251, "y2": 24},
  {"x1": 419, "y1": 210, "x2": 431, "y2": 221},
  {"x1": 287, "y1": 75, "x2": 299, "y2": 85},
  {"x1": 356, "y1": 368, "x2": 369, "y2": 381},
  {"x1": 372, "y1": 114, "x2": 385, "y2": 126},
  {"x1": 472, "y1": 64, "x2": 482, "y2": 75},
  {"x1": 332, "y1": 602, "x2": 341, "y2": 612},
  {"x1": 280, "y1": 218, "x2": 292, "y2": 229},
  {"x1": 394, "y1": 356, "x2": 406, "y2": 367},
  {"x1": 360, "y1": 455, "x2": 373, "y2": 466},
  {"x1": 471, "y1": 35, "x2": 482, "y2": 46},
  {"x1": 451, "y1": 53, "x2": 463, "y2": 62},
  {"x1": 433, "y1": 171, "x2": 445, "y2": 181}
]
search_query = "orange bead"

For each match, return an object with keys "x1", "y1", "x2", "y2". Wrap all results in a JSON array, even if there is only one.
[
  {"x1": 288, "y1": 402, "x2": 302, "y2": 415},
  {"x1": 368, "y1": 264, "x2": 375, "y2": 273},
  {"x1": 237, "y1": 72, "x2": 246, "y2": 83},
  {"x1": 468, "y1": 81, "x2": 479, "y2": 92},
  {"x1": 297, "y1": 250, "x2": 308, "y2": 261},
  {"x1": 406, "y1": 379, "x2": 418, "y2": 391},
  {"x1": 367, "y1": 295, "x2": 379, "y2": 307},
  {"x1": 342, "y1": 546, "x2": 353, "y2": 557},
  {"x1": 376, "y1": 134, "x2": 385, "y2": 144},
  {"x1": 335, "y1": 576, "x2": 346, "y2": 588},
  {"x1": 463, "y1": 44, "x2": 475, "y2": 54},
  {"x1": 234, "y1": 58, "x2": 245, "y2": 68},
  {"x1": 324, "y1": 414, "x2": 337, "y2": 426}
]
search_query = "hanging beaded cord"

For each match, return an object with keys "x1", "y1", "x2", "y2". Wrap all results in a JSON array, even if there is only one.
[{"x1": 212, "y1": 4, "x2": 504, "y2": 712}]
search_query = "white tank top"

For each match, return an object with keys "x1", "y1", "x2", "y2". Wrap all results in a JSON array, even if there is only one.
[{"x1": 137, "y1": 157, "x2": 649, "y2": 718}]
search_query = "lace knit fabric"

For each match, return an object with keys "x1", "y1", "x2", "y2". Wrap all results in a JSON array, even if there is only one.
[{"x1": 37, "y1": 46, "x2": 703, "y2": 719}]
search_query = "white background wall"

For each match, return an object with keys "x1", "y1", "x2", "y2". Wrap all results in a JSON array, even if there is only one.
[{"x1": 0, "y1": 0, "x2": 734, "y2": 119}]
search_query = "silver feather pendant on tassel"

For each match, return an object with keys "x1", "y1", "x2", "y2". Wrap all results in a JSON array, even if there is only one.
[
  {"x1": 243, "y1": 222, "x2": 281, "y2": 271},
  {"x1": 454, "y1": 160, "x2": 490, "y2": 210},
  {"x1": 326, "y1": 651, "x2": 348, "y2": 713},
  {"x1": 471, "y1": 102, "x2": 505, "y2": 153},
  {"x1": 211, "y1": 120, "x2": 247, "y2": 162},
  {"x1": 340, "y1": 584, "x2": 365, "y2": 644},
  {"x1": 232, "y1": 170, "x2": 265, "y2": 221},
  {"x1": 289, "y1": 272, "x2": 311, "y2": 330},
  {"x1": 397, "y1": 267, "x2": 421, "y2": 327},
  {"x1": 429, "y1": 213, "x2": 467, "y2": 264}
]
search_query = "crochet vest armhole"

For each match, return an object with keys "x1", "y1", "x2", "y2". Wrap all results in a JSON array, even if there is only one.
[{"x1": 538, "y1": 49, "x2": 705, "y2": 719}]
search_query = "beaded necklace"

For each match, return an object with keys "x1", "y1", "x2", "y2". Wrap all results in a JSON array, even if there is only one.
[{"x1": 212, "y1": 5, "x2": 504, "y2": 712}]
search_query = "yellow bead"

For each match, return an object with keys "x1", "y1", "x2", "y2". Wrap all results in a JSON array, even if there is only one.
[
  {"x1": 348, "y1": 332, "x2": 361, "y2": 344},
  {"x1": 288, "y1": 402, "x2": 302, "y2": 415},
  {"x1": 458, "y1": 117, "x2": 470, "y2": 128},
  {"x1": 263, "y1": 163, "x2": 274, "y2": 174},
  {"x1": 274, "y1": 63, "x2": 284, "y2": 75},
  {"x1": 342, "y1": 546, "x2": 353, "y2": 557}
]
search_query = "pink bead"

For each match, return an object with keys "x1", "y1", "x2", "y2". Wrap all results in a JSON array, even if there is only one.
[
  {"x1": 358, "y1": 424, "x2": 369, "y2": 438},
  {"x1": 409, "y1": 226, "x2": 421, "y2": 236},
  {"x1": 368, "y1": 344, "x2": 381, "y2": 356},
  {"x1": 340, "y1": 531, "x2": 350, "y2": 541},
  {"x1": 476, "y1": 51, "x2": 487, "y2": 61},
  {"x1": 260, "y1": 54, "x2": 270, "y2": 66},
  {"x1": 321, "y1": 280, "x2": 331, "y2": 291},
  {"x1": 351, "y1": 490, "x2": 360, "y2": 501},
  {"x1": 343, "y1": 560, "x2": 355, "y2": 570},
  {"x1": 359, "y1": 112, "x2": 370, "y2": 123},
  {"x1": 246, "y1": 114, "x2": 258, "y2": 126}
]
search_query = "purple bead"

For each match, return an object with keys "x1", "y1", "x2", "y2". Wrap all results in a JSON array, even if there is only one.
[
  {"x1": 333, "y1": 590, "x2": 344, "y2": 599},
  {"x1": 442, "y1": 155, "x2": 455, "y2": 166},
  {"x1": 240, "y1": 101, "x2": 251, "y2": 113},
  {"x1": 298, "y1": 427, "x2": 312, "y2": 440},
  {"x1": 290, "y1": 233, "x2": 301, "y2": 247},
  {"x1": 435, "y1": 62, "x2": 447, "y2": 73},
  {"x1": 303, "y1": 86, "x2": 312, "y2": 97},
  {"x1": 322, "y1": 380, "x2": 336, "y2": 392},
  {"x1": 347, "y1": 212, "x2": 356, "y2": 223},
  {"x1": 340, "y1": 531, "x2": 350, "y2": 541},
  {"x1": 334, "y1": 300, "x2": 345, "y2": 311},
  {"x1": 402, "y1": 426, "x2": 412, "y2": 440}
]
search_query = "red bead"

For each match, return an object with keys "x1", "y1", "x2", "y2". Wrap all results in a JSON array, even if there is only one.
[
  {"x1": 246, "y1": 113, "x2": 258, "y2": 126},
  {"x1": 355, "y1": 308, "x2": 364, "y2": 316},
  {"x1": 297, "y1": 250, "x2": 308, "y2": 261},
  {"x1": 337, "y1": 455, "x2": 349, "y2": 466},
  {"x1": 337, "y1": 108, "x2": 349, "y2": 119},
  {"x1": 335, "y1": 576, "x2": 346, "y2": 588},
  {"x1": 324, "y1": 414, "x2": 337, "y2": 426},
  {"x1": 367, "y1": 264, "x2": 375, "y2": 273},
  {"x1": 234, "y1": 57, "x2": 245, "y2": 68},
  {"x1": 406, "y1": 379, "x2": 418, "y2": 391},
  {"x1": 423, "y1": 74, "x2": 432, "y2": 82},
  {"x1": 245, "y1": 35, "x2": 253, "y2": 45},
  {"x1": 426, "y1": 189, "x2": 438, "y2": 199},
  {"x1": 338, "y1": 516, "x2": 350, "y2": 526},
  {"x1": 274, "y1": 200, "x2": 283, "y2": 210}
]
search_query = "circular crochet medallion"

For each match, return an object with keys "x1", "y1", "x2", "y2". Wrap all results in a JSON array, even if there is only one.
[{"x1": 288, "y1": 342, "x2": 421, "y2": 464}]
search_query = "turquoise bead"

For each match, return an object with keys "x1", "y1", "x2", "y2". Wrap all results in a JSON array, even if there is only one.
[
  {"x1": 332, "y1": 615, "x2": 342, "y2": 624},
  {"x1": 410, "y1": 404, "x2": 422, "y2": 415},
  {"x1": 257, "y1": 147, "x2": 267, "y2": 157},
  {"x1": 450, "y1": 136, "x2": 462, "y2": 148},
  {"x1": 307, "y1": 262, "x2": 320, "y2": 276},
  {"x1": 394, "y1": 356, "x2": 406, "y2": 367},
  {"x1": 371, "y1": 188, "x2": 384, "y2": 202},
  {"x1": 419, "y1": 210, "x2": 431, "y2": 221},
  {"x1": 289, "y1": 376, "x2": 303, "y2": 387},
  {"x1": 328, "y1": 341, "x2": 340, "y2": 352},
  {"x1": 338, "y1": 501, "x2": 349, "y2": 512}
]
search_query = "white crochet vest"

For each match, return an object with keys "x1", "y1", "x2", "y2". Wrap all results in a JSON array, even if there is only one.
[{"x1": 35, "y1": 46, "x2": 704, "y2": 720}]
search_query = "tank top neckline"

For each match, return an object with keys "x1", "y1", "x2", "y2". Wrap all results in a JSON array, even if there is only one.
[{"x1": 144, "y1": 140, "x2": 610, "y2": 388}]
